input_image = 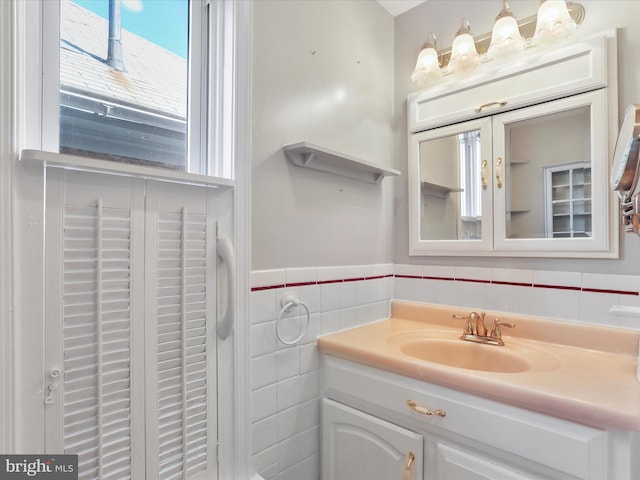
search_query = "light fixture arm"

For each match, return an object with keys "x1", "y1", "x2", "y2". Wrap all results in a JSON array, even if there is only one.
[
  {"x1": 420, "y1": 32, "x2": 437, "y2": 50},
  {"x1": 434, "y1": 1, "x2": 584, "y2": 68},
  {"x1": 495, "y1": 0, "x2": 515, "y2": 20}
]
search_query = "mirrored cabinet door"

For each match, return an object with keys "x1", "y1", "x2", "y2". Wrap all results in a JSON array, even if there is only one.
[
  {"x1": 492, "y1": 90, "x2": 610, "y2": 255},
  {"x1": 408, "y1": 118, "x2": 493, "y2": 255},
  {"x1": 409, "y1": 89, "x2": 613, "y2": 257}
]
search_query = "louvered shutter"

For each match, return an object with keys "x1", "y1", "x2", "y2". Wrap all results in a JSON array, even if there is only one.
[
  {"x1": 45, "y1": 171, "x2": 217, "y2": 480},
  {"x1": 45, "y1": 170, "x2": 145, "y2": 479},
  {"x1": 144, "y1": 181, "x2": 218, "y2": 480}
]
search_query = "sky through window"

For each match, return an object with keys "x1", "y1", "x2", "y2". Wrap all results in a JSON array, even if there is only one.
[{"x1": 72, "y1": 0, "x2": 188, "y2": 58}]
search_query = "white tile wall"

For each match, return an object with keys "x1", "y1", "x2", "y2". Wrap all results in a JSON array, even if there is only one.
[
  {"x1": 394, "y1": 264, "x2": 640, "y2": 328},
  {"x1": 250, "y1": 263, "x2": 640, "y2": 479},
  {"x1": 250, "y1": 264, "x2": 394, "y2": 480}
]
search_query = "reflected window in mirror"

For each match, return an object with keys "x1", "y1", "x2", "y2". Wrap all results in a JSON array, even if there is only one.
[
  {"x1": 459, "y1": 131, "x2": 482, "y2": 239},
  {"x1": 419, "y1": 128, "x2": 483, "y2": 241}
]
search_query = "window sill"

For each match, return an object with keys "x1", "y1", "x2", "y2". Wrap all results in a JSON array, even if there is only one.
[{"x1": 20, "y1": 149, "x2": 235, "y2": 189}]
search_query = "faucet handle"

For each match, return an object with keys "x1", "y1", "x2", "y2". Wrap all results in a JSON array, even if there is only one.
[
  {"x1": 452, "y1": 313, "x2": 473, "y2": 334},
  {"x1": 490, "y1": 319, "x2": 515, "y2": 341}
]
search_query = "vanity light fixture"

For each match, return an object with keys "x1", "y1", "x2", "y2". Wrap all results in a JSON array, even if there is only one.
[
  {"x1": 410, "y1": 1, "x2": 585, "y2": 86},
  {"x1": 487, "y1": 0, "x2": 526, "y2": 60},
  {"x1": 447, "y1": 18, "x2": 480, "y2": 74},
  {"x1": 533, "y1": 0, "x2": 577, "y2": 45},
  {"x1": 411, "y1": 32, "x2": 442, "y2": 85}
]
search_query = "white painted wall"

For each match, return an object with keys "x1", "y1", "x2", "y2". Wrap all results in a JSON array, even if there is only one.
[
  {"x1": 252, "y1": 0, "x2": 396, "y2": 271},
  {"x1": 250, "y1": 2, "x2": 640, "y2": 479},
  {"x1": 0, "y1": 0, "x2": 15, "y2": 454},
  {"x1": 394, "y1": 0, "x2": 640, "y2": 272}
]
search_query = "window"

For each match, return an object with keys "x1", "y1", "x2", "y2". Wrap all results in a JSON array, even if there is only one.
[
  {"x1": 41, "y1": 0, "x2": 231, "y2": 178},
  {"x1": 459, "y1": 130, "x2": 482, "y2": 240},
  {"x1": 458, "y1": 130, "x2": 481, "y2": 219},
  {"x1": 59, "y1": 0, "x2": 190, "y2": 171}
]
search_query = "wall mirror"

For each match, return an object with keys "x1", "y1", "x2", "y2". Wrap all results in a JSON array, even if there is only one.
[
  {"x1": 416, "y1": 118, "x2": 492, "y2": 250},
  {"x1": 501, "y1": 105, "x2": 591, "y2": 241},
  {"x1": 407, "y1": 31, "x2": 617, "y2": 258},
  {"x1": 409, "y1": 89, "x2": 614, "y2": 257}
]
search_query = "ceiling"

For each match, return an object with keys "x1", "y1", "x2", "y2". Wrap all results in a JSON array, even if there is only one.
[{"x1": 377, "y1": 0, "x2": 426, "y2": 16}]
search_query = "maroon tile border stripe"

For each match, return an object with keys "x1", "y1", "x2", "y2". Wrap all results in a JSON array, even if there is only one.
[
  {"x1": 532, "y1": 284, "x2": 582, "y2": 292},
  {"x1": 492, "y1": 280, "x2": 533, "y2": 287},
  {"x1": 456, "y1": 277, "x2": 492, "y2": 285},
  {"x1": 251, "y1": 274, "x2": 640, "y2": 296},
  {"x1": 251, "y1": 274, "x2": 394, "y2": 292},
  {"x1": 581, "y1": 287, "x2": 639, "y2": 296}
]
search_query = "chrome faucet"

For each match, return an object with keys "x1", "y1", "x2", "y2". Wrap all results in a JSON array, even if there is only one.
[{"x1": 453, "y1": 312, "x2": 515, "y2": 346}]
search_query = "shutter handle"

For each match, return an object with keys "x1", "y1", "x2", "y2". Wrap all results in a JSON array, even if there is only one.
[{"x1": 216, "y1": 235, "x2": 236, "y2": 340}]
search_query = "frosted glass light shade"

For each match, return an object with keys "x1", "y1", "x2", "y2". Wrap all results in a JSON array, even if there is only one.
[
  {"x1": 533, "y1": 0, "x2": 577, "y2": 46},
  {"x1": 487, "y1": 10, "x2": 526, "y2": 60},
  {"x1": 411, "y1": 33, "x2": 441, "y2": 85},
  {"x1": 411, "y1": 46, "x2": 442, "y2": 85},
  {"x1": 447, "y1": 18, "x2": 480, "y2": 74}
]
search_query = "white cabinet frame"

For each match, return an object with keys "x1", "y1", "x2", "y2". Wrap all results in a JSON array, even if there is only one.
[
  {"x1": 407, "y1": 30, "x2": 618, "y2": 258},
  {"x1": 492, "y1": 90, "x2": 612, "y2": 256},
  {"x1": 408, "y1": 118, "x2": 494, "y2": 255}
]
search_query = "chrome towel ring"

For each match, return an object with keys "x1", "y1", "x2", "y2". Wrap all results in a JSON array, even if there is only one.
[{"x1": 276, "y1": 294, "x2": 311, "y2": 345}]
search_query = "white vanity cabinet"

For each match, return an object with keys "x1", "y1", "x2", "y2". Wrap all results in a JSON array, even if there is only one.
[
  {"x1": 407, "y1": 31, "x2": 618, "y2": 257},
  {"x1": 321, "y1": 355, "x2": 636, "y2": 480}
]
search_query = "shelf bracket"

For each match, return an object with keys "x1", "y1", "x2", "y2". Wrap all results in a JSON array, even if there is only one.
[{"x1": 300, "y1": 152, "x2": 316, "y2": 166}]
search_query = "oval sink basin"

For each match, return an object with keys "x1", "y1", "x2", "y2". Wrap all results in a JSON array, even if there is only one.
[
  {"x1": 401, "y1": 339, "x2": 530, "y2": 373},
  {"x1": 387, "y1": 331, "x2": 560, "y2": 374}
]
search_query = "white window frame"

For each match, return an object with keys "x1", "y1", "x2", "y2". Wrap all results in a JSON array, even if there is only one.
[
  {"x1": 29, "y1": 0, "x2": 235, "y2": 183},
  {"x1": 11, "y1": 0, "x2": 252, "y2": 477}
]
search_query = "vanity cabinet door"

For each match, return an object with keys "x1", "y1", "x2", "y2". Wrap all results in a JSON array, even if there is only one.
[
  {"x1": 322, "y1": 398, "x2": 423, "y2": 480},
  {"x1": 433, "y1": 442, "x2": 544, "y2": 480},
  {"x1": 492, "y1": 89, "x2": 612, "y2": 256}
]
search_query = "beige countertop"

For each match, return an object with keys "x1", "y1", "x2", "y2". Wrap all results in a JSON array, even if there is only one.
[{"x1": 317, "y1": 301, "x2": 640, "y2": 431}]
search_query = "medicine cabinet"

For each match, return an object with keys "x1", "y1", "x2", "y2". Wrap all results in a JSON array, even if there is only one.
[{"x1": 407, "y1": 32, "x2": 618, "y2": 257}]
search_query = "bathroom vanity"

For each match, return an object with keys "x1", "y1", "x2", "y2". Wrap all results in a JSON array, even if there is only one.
[{"x1": 318, "y1": 301, "x2": 640, "y2": 480}]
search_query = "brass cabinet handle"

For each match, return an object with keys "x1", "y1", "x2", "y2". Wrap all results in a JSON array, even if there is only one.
[
  {"x1": 407, "y1": 399, "x2": 446, "y2": 417},
  {"x1": 403, "y1": 451, "x2": 415, "y2": 480},
  {"x1": 481, "y1": 159, "x2": 488, "y2": 190},
  {"x1": 495, "y1": 157, "x2": 504, "y2": 189},
  {"x1": 475, "y1": 100, "x2": 507, "y2": 113}
]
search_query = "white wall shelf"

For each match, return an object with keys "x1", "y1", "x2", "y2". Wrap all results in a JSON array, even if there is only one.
[{"x1": 283, "y1": 142, "x2": 400, "y2": 184}]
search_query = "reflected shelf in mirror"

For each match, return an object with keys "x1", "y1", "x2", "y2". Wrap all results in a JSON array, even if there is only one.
[{"x1": 421, "y1": 181, "x2": 463, "y2": 199}]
